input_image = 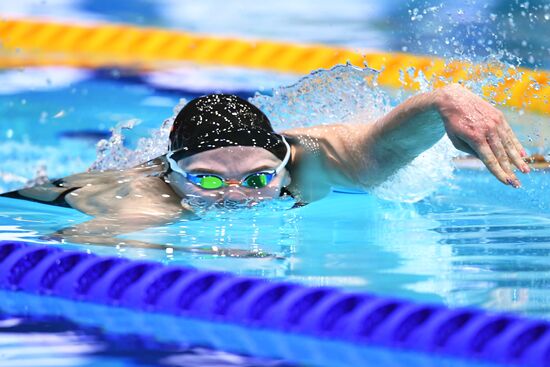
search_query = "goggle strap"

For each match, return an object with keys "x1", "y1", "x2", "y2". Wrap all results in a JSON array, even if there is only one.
[
  {"x1": 274, "y1": 136, "x2": 291, "y2": 175},
  {"x1": 166, "y1": 152, "x2": 189, "y2": 179}
]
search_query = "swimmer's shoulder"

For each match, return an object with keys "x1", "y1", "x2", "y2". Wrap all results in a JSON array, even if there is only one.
[
  {"x1": 67, "y1": 175, "x2": 181, "y2": 216},
  {"x1": 281, "y1": 125, "x2": 373, "y2": 201},
  {"x1": 63, "y1": 156, "x2": 168, "y2": 186},
  {"x1": 1, "y1": 156, "x2": 184, "y2": 216},
  {"x1": 65, "y1": 156, "x2": 184, "y2": 216},
  {"x1": 279, "y1": 130, "x2": 332, "y2": 203}
]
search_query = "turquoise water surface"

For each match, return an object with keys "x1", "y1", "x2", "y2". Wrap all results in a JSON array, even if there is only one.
[
  {"x1": 0, "y1": 69, "x2": 549, "y2": 366},
  {"x1": 1, "y1": 1, "x2": 550, "y2": 366}
]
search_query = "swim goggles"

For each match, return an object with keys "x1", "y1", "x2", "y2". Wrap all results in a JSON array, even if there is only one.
[{"x1": 166, "y1": 136, "x2": 291, "y2": 190}]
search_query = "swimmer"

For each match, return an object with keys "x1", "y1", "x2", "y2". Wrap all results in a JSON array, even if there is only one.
[{"x1": 1, "y1": 84, "x2": 530, "y2": 253}]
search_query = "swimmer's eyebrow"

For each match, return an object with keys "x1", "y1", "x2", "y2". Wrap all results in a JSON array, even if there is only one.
[
  {"x1": 184, "y1": 164, "x2": 277, "y2": 175},
  {"x1": 185, "y1": 167, "x2": 224, "y2": 175},
  {"x1": 243, "y1": 165, "x2": 278, "y2": 173}
]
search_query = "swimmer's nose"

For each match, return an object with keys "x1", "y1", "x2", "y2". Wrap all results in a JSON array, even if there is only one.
[
  {"x1": 221, "y1": 186, "x2": 248, "y2": 203},
  {"x1": 225, "y1": 179, "x2": 240, "y2": 186}
]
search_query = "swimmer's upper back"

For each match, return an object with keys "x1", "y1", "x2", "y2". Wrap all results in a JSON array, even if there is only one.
[{"x1": 0, "y1": 157, "x2": 183, "y2": 217}]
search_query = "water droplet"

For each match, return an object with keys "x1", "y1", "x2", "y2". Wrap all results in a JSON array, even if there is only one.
[
  {"x1": 53, "y1": 110, "x2": 65, "y2": 118},
  {"x1": 39, "y1": 111, "x2": 48, "y2": 124}
]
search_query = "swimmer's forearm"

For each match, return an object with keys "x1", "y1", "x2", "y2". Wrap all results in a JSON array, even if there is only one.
[{"x1": 370, "y1": 90, "x2": 446, "y2": 168}]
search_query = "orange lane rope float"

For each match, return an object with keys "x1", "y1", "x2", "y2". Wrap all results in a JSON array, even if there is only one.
[{"x1": 0, "y1": 18, "x2": 548, "y2": 115}]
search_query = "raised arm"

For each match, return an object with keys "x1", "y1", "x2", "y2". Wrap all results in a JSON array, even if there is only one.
[
  {"x1": 370, "y1": 83, "x2": 529, "y2": 187},
  {"x1": 283, "y1": 83, "x2": 529, "y2": 194}
]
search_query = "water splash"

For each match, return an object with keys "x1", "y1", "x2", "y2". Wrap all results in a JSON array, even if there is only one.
[
  {"x1": 88, "y1": 118, "x2": 141, "y2": 171},
  {"x1": 373, "y1": 138, "x2": 458, "y2": 202},
  {"x1": 0, "y1": 141, "x2": 92, "y2": 192},
  {"x1": 401, "y1": 1, "x2": 550, "y2": 69},
  {"x1": 88, "y1": 99, "x2": 186, "y2": 171},
  {"x1": 251, "y1": 63, "x2": 392, "y2": 129}
]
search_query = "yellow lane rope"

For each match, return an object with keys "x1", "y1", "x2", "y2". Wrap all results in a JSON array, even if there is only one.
[{"x1": 0, "y1": 18, "x2": 548, "y2": 115}]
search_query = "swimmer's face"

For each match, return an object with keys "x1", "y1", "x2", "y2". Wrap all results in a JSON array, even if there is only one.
[{"x1": 167, "y1": 146, "x2": 291, "y2": 208}]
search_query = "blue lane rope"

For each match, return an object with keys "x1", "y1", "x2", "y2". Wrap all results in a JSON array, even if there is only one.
[
  {"x1": 0, "y1": 291, "x2": 475, "y2": 367},
  {"x1": 1, "y1": 240, "x2": 549, "y2": 367}
]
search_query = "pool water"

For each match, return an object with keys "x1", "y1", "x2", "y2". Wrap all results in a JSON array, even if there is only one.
[
  {"x1": 0, "y1": 312, "x2": 297, "y2": 367},
  {"x1": 2, "y1": 166, "x2": 550, "y2": 311},
  {"x1": 0, "y1": 65, "x2": 549, "y2": 366},
  {"x1": 1, "y1": 1, "x2": 550, "y2": 364}
]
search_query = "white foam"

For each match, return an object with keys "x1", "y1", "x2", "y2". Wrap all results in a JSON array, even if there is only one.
[
  {"x1": 145, "y1": 66, "x2": 296, "y2": 94},
  {"x1": 0, "y1": 140, "x2": 92, "y2": 192},
  {"x1": 88, "y1": 99, "x2": 187, "y2": 171},
  {"x1": 0, "y1": 67, "x2": 89, "y2": 94},
  {"x1": 251, "y1": 63, "x2": 392, "y2": 129}
]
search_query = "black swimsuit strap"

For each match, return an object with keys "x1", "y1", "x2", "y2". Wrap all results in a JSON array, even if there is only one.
[{"x1": 0, "y1": 180, "x2": 81, "y2": 208}]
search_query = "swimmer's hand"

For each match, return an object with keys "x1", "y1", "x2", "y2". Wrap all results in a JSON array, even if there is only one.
[{"x1": 435, "y1": 84, "x2": 530, "y2": 188}]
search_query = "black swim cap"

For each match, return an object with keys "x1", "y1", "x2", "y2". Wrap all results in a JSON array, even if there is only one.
[{"x1": 169, "y1": 94, "x2": 287, "y2": 161}]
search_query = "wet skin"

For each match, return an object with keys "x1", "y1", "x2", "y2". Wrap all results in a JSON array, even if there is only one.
[{"x1": 6, "y1": 84, "x2": 529, "y2": 254}]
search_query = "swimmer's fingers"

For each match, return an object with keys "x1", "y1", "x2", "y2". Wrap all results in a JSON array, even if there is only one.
[
  {"x1": 500, "y1": 118, "x2": 531, "y2": 170},
  {"x1": 507, "y1": 124, "x2": 527, "y2": 158},
  {"x1": 494, "y1": 114, "x2": 526, "y2": 157},
  {"x1": 486, "y1": 132, "x2": 519, "y2": 185},
  {"x1": 472, "y1": 142, "x2": 518, "y2": 187},
  {"x1": 498, "y1": 123, "x2": 530, "y2": 174}
]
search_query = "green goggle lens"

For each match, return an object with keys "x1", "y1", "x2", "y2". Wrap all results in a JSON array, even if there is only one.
[
  {"x1": 195, "y1": 172, "x2": 272, "y2": 190},
  {"x1": 199, "y1": 176, "x2": 224, "y2": 189},
  {"x1": 244, "y1": 173, "x2": 269, "y2": 188}
]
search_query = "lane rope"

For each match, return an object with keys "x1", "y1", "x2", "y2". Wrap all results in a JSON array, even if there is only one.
[
  {"x1": 2, "y1": 240, "x2": 550, "y2": 367},
  {"x1": 0, "y1": 18, "x2": 548, "y2": 115}
]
